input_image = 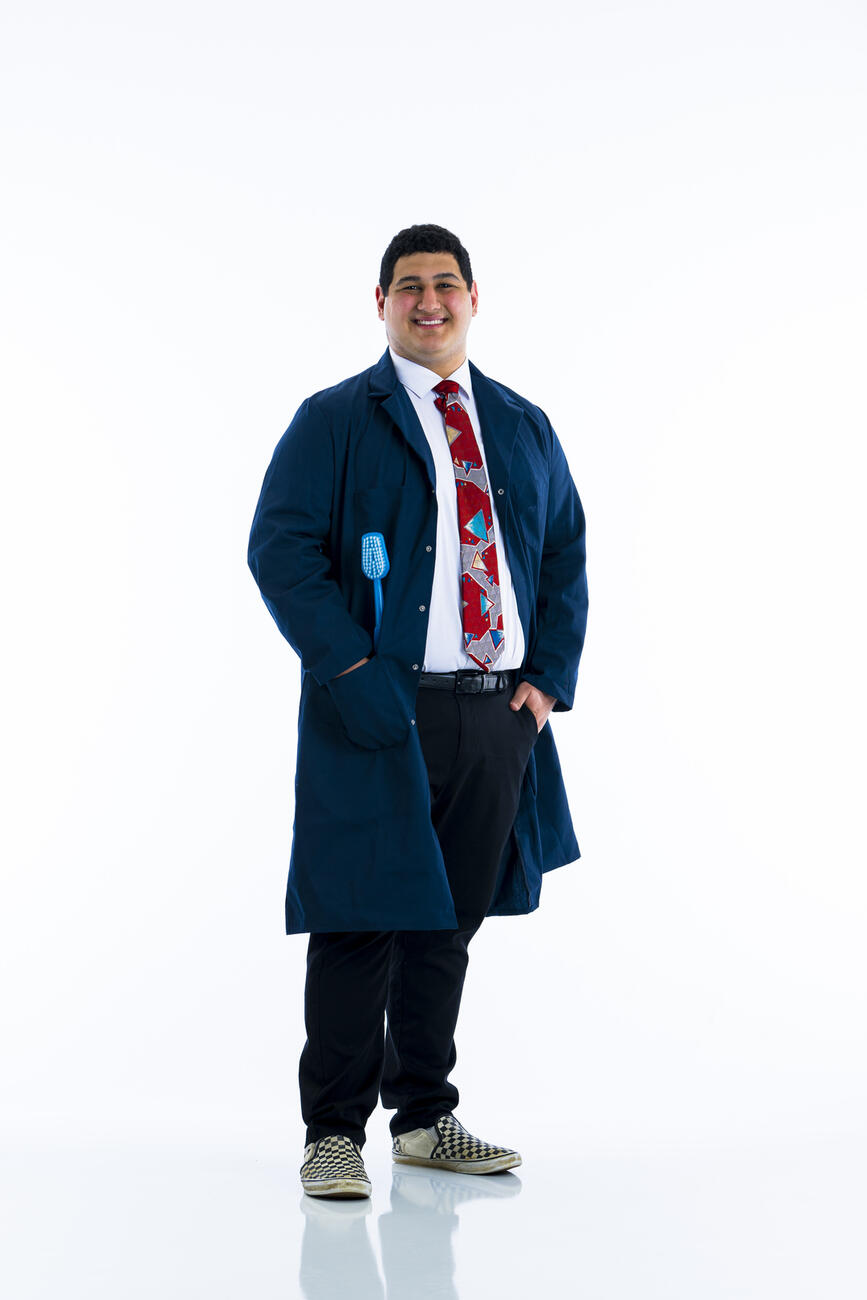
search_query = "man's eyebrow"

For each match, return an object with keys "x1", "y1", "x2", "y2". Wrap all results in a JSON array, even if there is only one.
[{"x1": 394, "y1": 272, "x2": 462, "y2": 285}]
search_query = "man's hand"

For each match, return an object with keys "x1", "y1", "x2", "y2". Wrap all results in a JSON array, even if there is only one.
[
  {"x1": 509, "y1": 680, "x2": 556, "y2": 733},
  {"x1": 335, "y1": 656, "x2": 370, "y2": 677}
]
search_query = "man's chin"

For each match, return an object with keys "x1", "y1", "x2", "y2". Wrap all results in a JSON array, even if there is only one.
[
  {"x1": 390, "y1": 335, "x2": 464, "y2": 372},
  {"x1": 404, "y1": 341, "x2": 445, "y2": 362}
]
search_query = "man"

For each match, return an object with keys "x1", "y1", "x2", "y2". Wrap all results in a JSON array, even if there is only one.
[{"x1": 247, "y1": 224, "x2": 588, "y2": 1198}]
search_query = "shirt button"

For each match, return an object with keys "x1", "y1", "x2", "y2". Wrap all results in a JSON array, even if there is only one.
[{"x1": 418, "y1": 604, "x2": 426, "y2": 612}]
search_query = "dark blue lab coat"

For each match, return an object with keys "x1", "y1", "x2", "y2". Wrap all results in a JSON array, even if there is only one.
[{"x1": 248, "y1": 348, "x2": 588, "y2": 933}]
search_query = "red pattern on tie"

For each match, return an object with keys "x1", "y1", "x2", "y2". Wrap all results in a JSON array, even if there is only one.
[{"x1": 433, "y1": 380, "x2": 505, "y2": 671}]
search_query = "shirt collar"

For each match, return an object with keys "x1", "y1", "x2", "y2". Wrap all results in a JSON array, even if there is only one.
[{"x1": 389, "y1": 347, "x2": 473, "y2": 403}]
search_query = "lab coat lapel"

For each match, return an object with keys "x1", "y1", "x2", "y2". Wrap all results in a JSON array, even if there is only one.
[
  {"x1": 368, "y1": 349, "x2": 436, "y2": 489},
  {"x1": 468, "y1": 360, "x2": 524, "y2": 503}
]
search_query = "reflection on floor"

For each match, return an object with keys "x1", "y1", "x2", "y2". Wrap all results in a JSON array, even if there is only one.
[
  {"x1": 300, "y1": 1166, "x2": 521, "y2": 1300},
  {"x1": 0, "y1": 1135, "x2": 863, "y2": 1299}
]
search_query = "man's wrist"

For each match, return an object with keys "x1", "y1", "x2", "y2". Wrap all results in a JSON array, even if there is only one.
[{"x1": 335, "y1": 656, "x2": 371, "y2": 677}]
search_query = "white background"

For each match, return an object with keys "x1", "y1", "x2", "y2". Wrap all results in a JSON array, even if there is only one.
[{"x1": 2, "y1": 1, "x2": 865, "y2": 1295}]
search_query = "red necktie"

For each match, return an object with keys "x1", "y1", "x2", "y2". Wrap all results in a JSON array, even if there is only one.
[{"x1": 432, "y1": 381, "x2": 504, "y2": 671}]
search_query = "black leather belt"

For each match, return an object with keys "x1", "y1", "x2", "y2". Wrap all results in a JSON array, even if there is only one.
[{"x1": 417, "y1": 668, "x2": 518, "y2": 694}]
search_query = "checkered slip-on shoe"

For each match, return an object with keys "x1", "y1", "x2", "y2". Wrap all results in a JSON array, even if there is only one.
[
  {"x1": 392, "y1": 1113, "x2": 522, "y2": 1175},
  {"x1": 300, "y1": 1135, "x2": 372, "y2": 1198}
]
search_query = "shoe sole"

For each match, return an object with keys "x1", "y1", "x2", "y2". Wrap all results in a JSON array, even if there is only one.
[
  {"x1": 392, "y1": 1152, "x2": 522, "y2": 1175},
  {"x1": 301, "y1": 1177, "x2": 371, "y2": 1199}
]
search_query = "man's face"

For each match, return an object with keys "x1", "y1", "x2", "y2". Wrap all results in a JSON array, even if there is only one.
[{"x1": 376, "y1": 251, "x2": 478, "y2": 378}]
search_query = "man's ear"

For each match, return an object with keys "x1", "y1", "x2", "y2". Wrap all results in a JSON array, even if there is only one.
[{"x1": 375, "y1": 285, "x2": 386, "y2": 320}]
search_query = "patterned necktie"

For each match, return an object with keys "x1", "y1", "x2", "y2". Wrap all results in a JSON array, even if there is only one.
[{"x1": 432, "y1": 380, "x2": 504, "y2": 671}]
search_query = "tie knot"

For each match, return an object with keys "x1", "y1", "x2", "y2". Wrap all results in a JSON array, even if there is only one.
[{"x1": 433, "y1": 380, "x2": 460, "y2": 398}]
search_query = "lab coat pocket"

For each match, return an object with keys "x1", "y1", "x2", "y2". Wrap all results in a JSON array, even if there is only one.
[
  {"x1": 352, "y1": 485, "x2": 402, "y2": 638},
  {"x1": 353, "y1": 486, "x2": 401, "y2": 554},
  {"x1": 325, "y1": 654, "x2": 410, "y2": 751}
]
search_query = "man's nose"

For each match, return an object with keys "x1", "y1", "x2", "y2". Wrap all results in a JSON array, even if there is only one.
[{"x1": 418, "y1": 285, "x2": 442, "y2": 312}]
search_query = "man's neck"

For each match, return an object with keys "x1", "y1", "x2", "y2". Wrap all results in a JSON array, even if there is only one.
[{"x1": 430, "y1": 354, "x2": 466, "y2": 380}]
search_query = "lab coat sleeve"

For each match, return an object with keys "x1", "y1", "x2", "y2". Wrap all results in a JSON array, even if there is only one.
[
  {"x1": 247, "y1": 398, "x2": 373, "y2": 685},
  {"x1": 520, "y1": 418, "x2": 589, "y2": 712}
]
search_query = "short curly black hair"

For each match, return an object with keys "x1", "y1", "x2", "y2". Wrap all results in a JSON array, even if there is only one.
[{"x1": 379, "y1": 223, "x2": 473, "y2": 295}]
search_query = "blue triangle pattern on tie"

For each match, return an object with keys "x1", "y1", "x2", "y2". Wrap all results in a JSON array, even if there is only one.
[{"x1": 465, "y1": 509, "x2": 487, "y2": 541}]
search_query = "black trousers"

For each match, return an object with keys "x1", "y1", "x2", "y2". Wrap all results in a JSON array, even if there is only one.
[{"x1": 299, "y1": 669, "x2": 539, "y2": 1145}]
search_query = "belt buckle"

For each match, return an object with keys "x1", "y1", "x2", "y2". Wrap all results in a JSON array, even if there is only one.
[{"x1": 455, "y1": 668, "x2": 483, "y2": 694}]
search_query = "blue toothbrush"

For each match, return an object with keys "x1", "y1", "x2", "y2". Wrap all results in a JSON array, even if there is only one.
[{"x1": 361, "y1": 532, "x2": 390, "y2": 649}]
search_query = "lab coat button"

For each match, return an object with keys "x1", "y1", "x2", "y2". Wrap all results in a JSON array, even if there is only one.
[
  {"x1": 497, "y1": 487, "x2": 504, "y2": 495},
  {"x1": 412, "y1": 664, "x2": 419, "y2": 670},
  {"x1": 425, "y1": 545, "x2": 432, "y2": 552},
  {"x1": 410, "y1": 718, "x2": 416, "y2": 725},
  {"x1": 418, "y1": 604, "x2": 426, "y2": 612}
]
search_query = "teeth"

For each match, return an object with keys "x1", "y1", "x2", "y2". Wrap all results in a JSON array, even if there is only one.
[{"x1": 416, "y1": 319, "x2": 445, "y2": 326}]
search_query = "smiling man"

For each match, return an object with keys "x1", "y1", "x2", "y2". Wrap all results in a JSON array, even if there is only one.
[
  {"x1": 376, "y1": 254, "x2": 478, "y2": 376},
  {"x1": 248, "y1": 223, "x2": 589, "y2": 1199}
]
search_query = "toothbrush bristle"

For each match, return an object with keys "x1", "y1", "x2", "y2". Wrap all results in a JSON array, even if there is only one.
[{"x1": 361, "y1": 531, "x2": 390, "y2": 579}]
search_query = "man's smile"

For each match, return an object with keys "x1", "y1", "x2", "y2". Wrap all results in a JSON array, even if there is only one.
[{"x1": 413, "y1": 317, "x2": 447, "y2": 328}]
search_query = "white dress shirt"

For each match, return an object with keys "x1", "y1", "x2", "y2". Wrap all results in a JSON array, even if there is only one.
[{"x1": 389, "y1": 347, "x2": 526, "y2": 673}]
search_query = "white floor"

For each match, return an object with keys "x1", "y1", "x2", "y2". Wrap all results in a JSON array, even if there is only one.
[{"x1": 2, "y1": 1131, "x2": 863, "y2": 1299}]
